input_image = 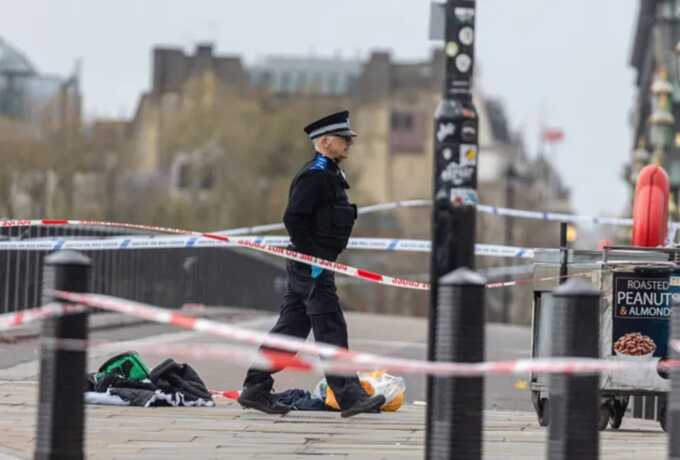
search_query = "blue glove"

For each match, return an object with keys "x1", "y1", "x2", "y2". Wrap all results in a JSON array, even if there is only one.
[{"x1": 311, "y1": 265, "x2": 324, "y2": 279}]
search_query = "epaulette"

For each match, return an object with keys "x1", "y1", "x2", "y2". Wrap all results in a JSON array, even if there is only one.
[{"x1": 309, "y1": 155, "x2": 330, "y2": 171}]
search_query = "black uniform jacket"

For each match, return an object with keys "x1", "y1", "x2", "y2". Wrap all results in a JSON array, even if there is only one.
[{"x1": 283, "y1": 152, "x2": 357, "y2": 262}]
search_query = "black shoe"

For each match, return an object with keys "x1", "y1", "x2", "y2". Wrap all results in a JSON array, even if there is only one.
[
  {"x1": 341, "y1": 395, "x2": 386, "y2": 418},
  {"x1": 238, "y1": 383, "x2": 291, "y2": 415}
]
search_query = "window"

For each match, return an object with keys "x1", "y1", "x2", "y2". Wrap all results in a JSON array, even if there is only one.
[
  {"x1": 296, "y1": 72, "x2": 307, "y2": 92},
  {"x1": 391, "y1": 111, "x2": 414, "y2": 131},
  {"x1": 327, "y1": 74, "x2": 338, "y2": 95},
  {"x1": 389, "y1": 111, "x2": 424, "y2": 154},
  {"x1": 279, "y1": 72, "x2": 290, "y2": 93},
  {"x1": 177, "y1": 164, "x2": 191, "y2": 189}
]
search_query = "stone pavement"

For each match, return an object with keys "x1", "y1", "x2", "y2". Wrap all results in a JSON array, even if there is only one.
[{"x1": 0, "y1": 380, "x2": 668, "y2": 460}]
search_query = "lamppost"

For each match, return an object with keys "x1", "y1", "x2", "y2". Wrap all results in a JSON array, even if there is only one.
[
  {"x1": 427, "y1": 1, "x2": 482, "y2": 458},
  {"x1": 650, "y1": 69, "x2": 677, "y2": 219},
  {"x1": 649, "y1": 70, "x2": 674, "y2": 164},
  {"x1": 629, "y1": 142, "x2": 652, "y2": 185},
  {"x1": 502, "y1": 163, "x2": 516, "y2": 324}
]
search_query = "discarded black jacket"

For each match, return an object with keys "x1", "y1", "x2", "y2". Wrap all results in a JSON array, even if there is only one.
[{"x1": 86, "y1": 358, "x2": 214, "y2": 408}]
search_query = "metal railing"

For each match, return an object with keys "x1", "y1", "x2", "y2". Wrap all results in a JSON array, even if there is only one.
[{"x1": 0, "y1": 225, "x2": 286, "y2": 314}]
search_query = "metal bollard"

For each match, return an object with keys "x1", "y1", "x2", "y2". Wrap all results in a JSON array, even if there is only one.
[
  {"x1": 427, "y1": 268, "x2": 486, "y2": 460},
  {"x1": 668, "y1": 280, "x2": 680, "y2": 457},
  {"x1": 548, "y1": 278, "x2": 600, "y2": 460},
  {"x1": 34, "y1": 251, "x2": 91, "y2": 460}
]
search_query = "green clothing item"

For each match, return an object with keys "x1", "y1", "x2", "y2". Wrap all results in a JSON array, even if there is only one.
[{"x1": 95, "y1": 351, "x2": 150, "y2": 382}]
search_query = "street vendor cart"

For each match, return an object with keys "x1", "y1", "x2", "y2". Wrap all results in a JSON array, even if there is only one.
[{"x1": 530, "y1": 246, "x2": 680, "y2": 431}]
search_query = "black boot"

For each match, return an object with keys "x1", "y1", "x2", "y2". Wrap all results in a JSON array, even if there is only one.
[
  {"x1": 340, "y1": 394, "x2": 386, "y2": 418},
  {"x1": 238, "y1": 382, "x2": 291, "y2": 415}
]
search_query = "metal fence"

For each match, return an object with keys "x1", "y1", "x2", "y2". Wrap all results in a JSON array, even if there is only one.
[{"x1": 0, "y1": 225, "x2": 286, "y2": 314}]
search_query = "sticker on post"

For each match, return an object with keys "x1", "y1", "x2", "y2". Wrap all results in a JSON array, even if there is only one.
[
  {"x1": 445, "y1": 42, "x2": 459, "y2": 57},
  {"x1": 459, "y1": 27, "x2": 474, "y2": 46},
  {"x1": 461, "y1": 124, "x2": 476, "y2": 142},
  {"x1": 441, "y1": 163, "x2": 474, "y2": 186},
  {"x1": 454, "y1": 7, "x2": 475, "y2": 23},
  {"x1": 450, "y1": 188, "x2": 479, "y2": 206},
  {"x1": 462, "y1": 108, "x2": 476, "y2": 119},
  {"x1": 455, "y1": 54, "x2": 472, "y2": 73},
  {"x1": 460, "y1": 145, "x2": 477, "y2": 167},
  {"x1": 437, "y1": 122, "x2": 456, "y2": 142}
]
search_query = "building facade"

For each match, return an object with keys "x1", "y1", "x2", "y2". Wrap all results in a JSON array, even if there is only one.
[
  {"x1": 629, "y1": 0, "x2": 680, "y2": 219},
  {"x1": 0, "y1": 36, "x2": 81, "y2": 132},
  {"x1": 119, "y1": 43, "x2": 572, "y2": 321}
]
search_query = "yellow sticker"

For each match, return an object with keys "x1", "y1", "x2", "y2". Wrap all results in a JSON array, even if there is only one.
[{"x1": 460, "y1": 144, "x2": 477, "y2": 166}]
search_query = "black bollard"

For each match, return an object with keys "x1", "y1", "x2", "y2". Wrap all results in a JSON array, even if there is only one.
[
  {"x1": 668, "y1": 276, "x2": 680, "y2": 457},
  {"x1": 548, "y1": 278, "x2": 600, "y2": 460},
  {"x1": 427, "y1": 268, "x2": 486, "y2": 460},
  {"x1": 34, "y1": 251, "x2": 91, "y2": 460}
]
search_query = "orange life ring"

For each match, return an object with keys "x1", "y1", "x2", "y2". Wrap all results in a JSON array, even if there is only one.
[{"x1": 632, "y1": 165, "x2": 669, "y2": 247}]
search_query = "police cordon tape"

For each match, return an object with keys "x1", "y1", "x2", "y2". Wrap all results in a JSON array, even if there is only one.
[
  {"x1": 0, "y1": 303, "x2": 86, "y2": 332},
  {"x1": 0, "y1": 218, "x2": 602, "y2": 291},
  {"x1": 217, "y1": 200, "x2": 432, "y2": 235},
  {"x1": 215, "y1": 199, "x2": 666, "y2": 236},
  {"x1": 25, "y1": 291, "x2": 658, "y2": 377},
  {"x1": 36, "y1": 336, "x2": 664, "y2": 378},
  {"x1": 0, "y1": 220, "x2": 537, "y2": 291},
  {"x1": 0, "y1": 234, "x2": 535, "y2": 259},
  {"x1": 0, "y1": 218, "x2": 431, "y2": 291}
]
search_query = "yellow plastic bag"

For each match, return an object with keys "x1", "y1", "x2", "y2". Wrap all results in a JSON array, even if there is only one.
[{"x1": 314, "y1": 371, "x2": 406, "y2": 412}]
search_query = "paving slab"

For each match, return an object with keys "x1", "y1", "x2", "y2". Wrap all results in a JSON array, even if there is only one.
[{"x1": 0, "y1": 380, "x2": 670, "y2": 459}]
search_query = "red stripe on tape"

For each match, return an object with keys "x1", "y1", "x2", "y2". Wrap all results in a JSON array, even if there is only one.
[
  {"x1": 12, "y1": 311, "x2": 23, "y2": 326},
  {"x1": 216, "y1": 390, "x2": 241, "y2": 400},
  {"x1": 41, "y1": 219, "x2": 69, "y2": 225},
  {"x1": 357, "y1": 269, "x2": 383, "y2": 282},
  {"x1": 492, "y1": 361, "x2": 517, "y2": 373},
  {"x1": 205, "y1": 233, "x2": 230, "y2": 243},
  {"x1": 263, "y1": 350, "x2": 314, "y2": 371},
  {"x1": 169, "y1": 313, "x2": 197, "y2": 329}
]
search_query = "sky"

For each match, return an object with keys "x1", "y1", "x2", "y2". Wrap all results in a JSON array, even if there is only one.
[{"x1": 1, "y1": 0, "x2": 638, "y2": 218}]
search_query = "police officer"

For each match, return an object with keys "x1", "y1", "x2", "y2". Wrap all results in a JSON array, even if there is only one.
[{"x1": 238, "y1": 110, "x2": 385, "y2": 417}]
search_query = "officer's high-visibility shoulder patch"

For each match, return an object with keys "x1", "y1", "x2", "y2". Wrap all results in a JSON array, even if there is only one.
[{"x1": 309, "y1": 155, "x2": 330, "y2": 171}]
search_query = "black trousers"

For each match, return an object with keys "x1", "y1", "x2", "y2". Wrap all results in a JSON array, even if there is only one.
[{"x1": 243, "y1": 260, "x2": 367, "y2": 409}]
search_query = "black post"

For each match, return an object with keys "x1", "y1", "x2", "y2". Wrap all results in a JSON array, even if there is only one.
[
  {"x1": 35, "y1": 250, "x2": 91, "y2": 460},
  {"x1": 427, "y1": 1, "x2": 480, "y2": 457},
  {"x1": 559, "y1": 222, "x2": 568, "y2": 284},
  {"x1": 548, "y1": 278, "x2": 600, "y2": 460},
  {"x1": 429, "y1": 268, "x2": 485, "y2": 460},
  {"x1": 503, "y1": 165, "x2": 515, "y2": 323},
  {"x1": 668, "y1": 277, "x2": 680, "y2": 456}
]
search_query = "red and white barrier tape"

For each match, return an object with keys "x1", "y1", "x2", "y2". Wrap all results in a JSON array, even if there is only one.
[
  {"x1": 0, "y1": 218, "x2": 431, "y2": 291},
  {"x1": 215, "y1": 198, "x2": 649, "y2": 236},
  {"x1": 217, "y1": 200, "x2": 432, "y2": 236},
  {"x1": 37, "y1": 337, "x2": 647, "y2": 377},
  {"x1": 49, "y1": 291, "x2": 642, "y2": 377},
  {"x1": 0, "y1": 235, "x2": 535, "y2": 259},
  {"x1": 0, "y1": 303, "x2": 86, "y2": 332},
  {"x1": 54, "y1": 291, "x2": 347, "y2": 358},
  {"x1": 0, "y1": 219, "x2": 592, "y2": 291}
]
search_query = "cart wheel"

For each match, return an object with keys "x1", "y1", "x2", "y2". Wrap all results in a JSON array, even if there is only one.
[
  {"x1": 537, "y1": 398, "x2": 549, "y2": 427},
  {"x1": 598, "y1": 404, "x2": 610, "y2": 431},
  {"x1": 609, "y1": 400, "x2": 623, "y2": 430}
]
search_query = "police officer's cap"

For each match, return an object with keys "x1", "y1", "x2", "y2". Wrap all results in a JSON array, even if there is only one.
[{"x1": 304, "y1": 110, "x2": 358, "y2": 140}]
